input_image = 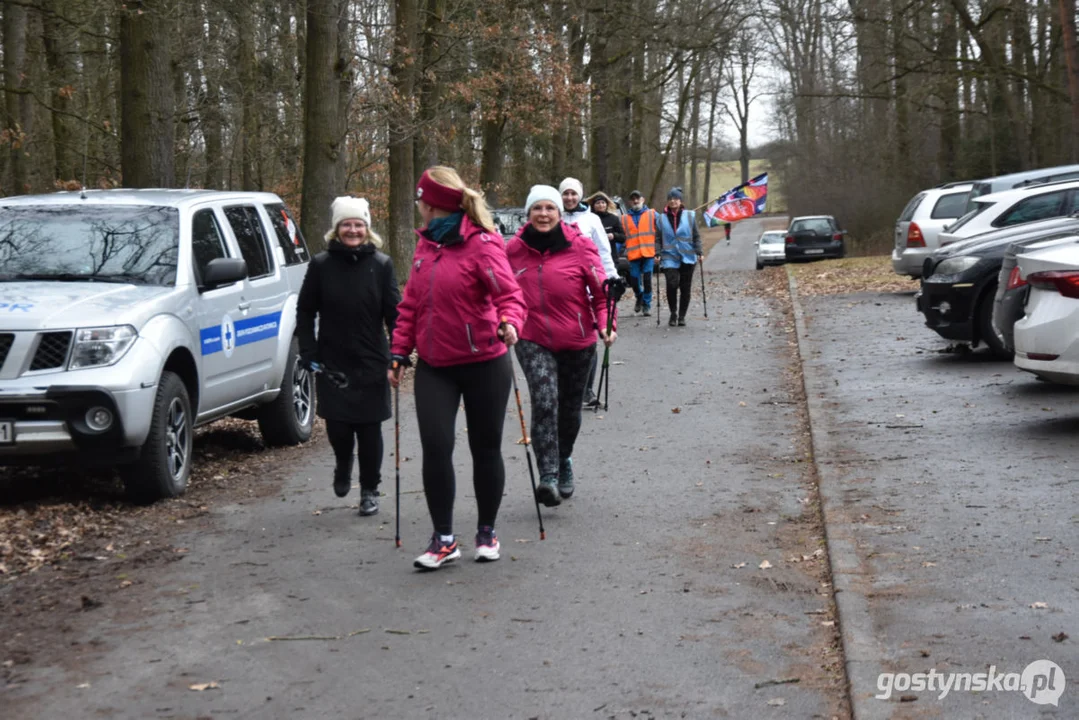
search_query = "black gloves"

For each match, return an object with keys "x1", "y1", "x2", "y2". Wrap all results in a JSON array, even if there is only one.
[{"x1": 391, "y1": 354, "x2": 412, "y2": 368}]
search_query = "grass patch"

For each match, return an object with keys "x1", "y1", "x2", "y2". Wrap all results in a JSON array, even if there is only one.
[{"x1": 788, "y1": 255, "x2": 919, "y2": 296}]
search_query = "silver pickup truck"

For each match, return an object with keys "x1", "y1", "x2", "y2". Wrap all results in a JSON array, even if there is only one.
[{"x1": 0, "y1": 189, "x2": 314, "y2": 501}]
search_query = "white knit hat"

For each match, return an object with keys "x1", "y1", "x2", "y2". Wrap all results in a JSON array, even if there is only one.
[
  {"x1": 525, "y1": 185, "x2": 563, "y2": 215},
  {"x1": 558, "y1": 177, "x2": 584, "y2": 197},
  {"x1": 324, "y1": 196, "x2": 382, "y2": 247}
]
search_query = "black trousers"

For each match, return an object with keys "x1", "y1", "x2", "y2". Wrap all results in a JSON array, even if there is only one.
[
  {"x1": 325, "y1": 420, "x2": 383, "y2": 491},
  {"x1": 664, "y1": 263, "x2": 696, "y2": 319},
  {"x1": 414, "y1": 354, "x2": 512, "y2": 535}
]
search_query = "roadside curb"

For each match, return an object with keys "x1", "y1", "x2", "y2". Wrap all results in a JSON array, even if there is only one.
[{"x1": 786, "y1": 266, "x2": 888, "y2": 720}]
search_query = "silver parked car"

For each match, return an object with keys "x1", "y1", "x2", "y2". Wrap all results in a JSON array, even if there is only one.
[
  {"x1": 0, "y1": 190, "x2": 314, "y2": 501},
  {"x1": 892, "y1": 182, "x2": 971, "y2": 277},
  {"x1": 755, "y1": 230, "x2": 786, "y2": 269}
]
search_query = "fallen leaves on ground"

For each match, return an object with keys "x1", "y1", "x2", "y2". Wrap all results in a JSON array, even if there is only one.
[{"x1": 790, "y1": 256, "x2": 919, "y2": 296}]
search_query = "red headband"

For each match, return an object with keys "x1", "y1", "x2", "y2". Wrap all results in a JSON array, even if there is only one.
[{"x1": 416, "y1": 171, "x2": 465, "y2": 212}]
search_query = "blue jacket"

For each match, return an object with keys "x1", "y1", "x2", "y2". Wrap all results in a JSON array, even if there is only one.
[{"x1": 657, "y1": 209, "x2": 702, "y2": 268}]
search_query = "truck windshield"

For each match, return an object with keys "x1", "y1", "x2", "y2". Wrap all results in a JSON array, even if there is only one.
[{"x1": 0, "y1": 205, "x2": 179, "y2": 285}]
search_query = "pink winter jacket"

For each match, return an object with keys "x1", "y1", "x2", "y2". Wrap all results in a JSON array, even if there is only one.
[
  {"x1": 391, "y1": 215, "x2": 527, "y2": 368},
  {"x1": 505, "y1": 221, "x2": 613, "y2": 352}
]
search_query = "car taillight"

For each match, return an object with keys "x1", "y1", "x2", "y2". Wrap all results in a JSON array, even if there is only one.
[
  {"x1": 1005, "y1": 265, "x2": 1027, "y2": 291},
  {"x1": 785, "y1": 235, "x2": 795, "y2": 244},
  {"x1": 905, "y1": 223, "x2": 925, "y2": 248},
  {"x1": 1026, "y1": 270, "x2": 1079, "y2": 298},
  {"x1": 832, "y1": 233, "x2": 843, "y2": 242}
]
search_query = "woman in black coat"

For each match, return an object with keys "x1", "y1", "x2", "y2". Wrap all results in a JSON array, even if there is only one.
[{"x1": 297, "y1": 196, "x2": 400, "y2": 516}]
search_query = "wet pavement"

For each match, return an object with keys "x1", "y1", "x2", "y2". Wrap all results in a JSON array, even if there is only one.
[
  {"x1": 4, "y1": 218, "x2": 847, "y2": 719},
  {"x1": 792, "y1": 280, "x2": 1076, "y2": 719}
]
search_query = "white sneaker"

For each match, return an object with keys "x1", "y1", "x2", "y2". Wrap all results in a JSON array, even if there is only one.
[
  {"x1": 413, "y1": 535, "x2": 461, "y2": 570},
  {"x1": 474, "y1": 527, "x2": 500, "y2": 562}
]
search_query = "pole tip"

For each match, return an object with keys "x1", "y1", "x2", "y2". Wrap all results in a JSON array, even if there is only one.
[
  {"x1": 395, "y1": 538, "x2": 401, "y2": 548},
  {"x1": 540, "y1": 531, "x2": 546, "y2": 541}
]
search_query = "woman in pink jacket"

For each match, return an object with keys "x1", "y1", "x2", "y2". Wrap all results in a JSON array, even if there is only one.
[
  {"x1": 505, "y1": 185, "x2": 616, "y2": 507},
  {"x1": 389, "y1": 166, "x2": 527, "y2": 571}
]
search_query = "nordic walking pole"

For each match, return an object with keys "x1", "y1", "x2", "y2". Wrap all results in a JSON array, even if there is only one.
[
  {"x1": 595, "y1": 278, "x2": 624, "y2": 412},
  {"x1": 503, "y1": 318, "x2": 545, "y2": 540},
  {"x1": 655, "y1": 262, "x2": 662, "y2": 327},
  {"x1": 393, "y1": 361, "x2": 401, "y2": 548},
  {"x1": 698, "y1": 255, "x2": 708, "y2": 318}
]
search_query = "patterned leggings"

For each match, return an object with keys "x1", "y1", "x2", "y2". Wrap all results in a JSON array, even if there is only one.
[{"x1": 514, "y1": 340, "x2": 596, "y2": 479}]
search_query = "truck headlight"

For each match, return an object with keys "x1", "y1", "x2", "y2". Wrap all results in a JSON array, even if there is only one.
[{"x1": 69, "y1": 325, "x2": 138, "y2": 369}]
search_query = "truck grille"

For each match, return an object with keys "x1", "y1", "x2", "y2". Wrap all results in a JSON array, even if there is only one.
[
  {"x1": 29, "y1": 331, "x2": 72, "y2": 371},
  {"x1": 0, "y1": 333, "x2": 12, "y2": 367}
]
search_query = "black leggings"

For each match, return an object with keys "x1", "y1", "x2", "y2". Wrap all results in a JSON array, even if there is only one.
[
  {"x1": 325, "y1": 420, "x2": 383, "y2": 490},
  {"x1": 414, "y1": 354, "x2": 512, "y2": 535},
  {"x1": 664, "y1": 263, "x2": 696, "y2": 319},
  {"x1": 514, "y1": 340, "x2": 595, "y2": 478}
]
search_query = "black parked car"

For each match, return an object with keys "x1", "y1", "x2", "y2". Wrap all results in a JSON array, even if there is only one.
[
  {"x1": 992, "y1": 223, "x2": 1079, "y2": 354},
  {"x1": 917, "y1": 216, "x2": 1079, "y2": 358},
  {"x1": 784, "y1": 215, "x2": 846, "y2": 261}
]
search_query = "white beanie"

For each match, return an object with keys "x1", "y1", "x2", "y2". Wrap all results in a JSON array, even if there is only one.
[
  {"x1": 324, "y1": 196, "x2": 382, "y2": 248},
  {"x1": 558, "y1": 177, "x2": 584, "y2": 197},
  {"x1": 525, "y1": 185, "x2": 563, "y2": 215}
]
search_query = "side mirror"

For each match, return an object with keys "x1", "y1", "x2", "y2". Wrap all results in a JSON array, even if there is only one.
[{"x1": 201, "y1": 257, "x2": 248, "y2": 290}]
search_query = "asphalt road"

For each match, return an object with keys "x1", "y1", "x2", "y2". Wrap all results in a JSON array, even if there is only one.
[
  {"x1": 4, "y1": 218, "x2": 847, "y2": 719},
  {"x1": 795, "y1": 284, "x2": 1076, "y2": 719}
]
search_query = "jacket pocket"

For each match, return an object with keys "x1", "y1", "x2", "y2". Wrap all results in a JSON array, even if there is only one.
[{"x1": 465, "y1": 323, "x2": 479, "y2": 353}]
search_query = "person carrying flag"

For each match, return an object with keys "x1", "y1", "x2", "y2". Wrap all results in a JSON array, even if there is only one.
[
  {"x1": 620, "y1": 190, "x2": 659, "y2": 316},
  {"x1": 656, "y1": 187, "x2": 702, "y2": 327},
  {"x1": 724, "y1": 222, "x2": 732, "y2": 245}
]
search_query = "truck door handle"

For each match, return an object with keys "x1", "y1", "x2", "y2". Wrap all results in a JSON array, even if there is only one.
[{"x1": 238, "y1": 302, "x2": 252, "y2": 311}]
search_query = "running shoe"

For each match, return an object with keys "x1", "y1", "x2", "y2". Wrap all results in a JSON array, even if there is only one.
[
  {"x1": 642, "y1": 305, "x2": 651, "y2": 317},
  {"x1": 414, "y1": 534, "x2": 461, "y2": 570},
  {"x1": 678, "y1": 316, "x2": 686, "y2": 327},
  {"x1": 634, "y1": 299, "x2": 643, "y2": 314},
  {"x1": 535, "y1": 476, "x2": 562, "y2": 507},
  {"x1": 474, "y1": 526, "x2": 501, "y2": 562},
  {"x1": 668, "y1": 315, "x2": 677, "y2": 327},
  {"x1": 359, "y1": 488, "x2": 380, "y2": 516},
  {"x1": 557, "y1": 457, "x2": 575, "y2": 498}
]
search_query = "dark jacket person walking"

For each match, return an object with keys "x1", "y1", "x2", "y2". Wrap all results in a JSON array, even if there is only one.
[{"x1": 297, "y1": 196, "x2": 400, "y2": 516}]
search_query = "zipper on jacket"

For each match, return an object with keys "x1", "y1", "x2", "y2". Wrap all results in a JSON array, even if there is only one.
[
  {"x1": 424, "y1": 254, "x2": 439, "y2": 355},
  {"x1": 465, "y1": 323, "x2": 478, "y2": 353},
  {"x1": 537, "y1": 264, "x2": 555, "y2": 347},
  {"x1": 576, "y1": 312, "x2": 586, "y2": 339},
  {"x1": 485, "y1": 266, "x2": 501, "y2": 293}
]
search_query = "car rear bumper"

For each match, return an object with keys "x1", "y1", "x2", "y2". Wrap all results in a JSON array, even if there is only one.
[
  {"x1": 1014, "y1": 352, "x2": 1079, "y2": 384},
  {"x1": 892, "y1": 248, "x2": 930, "y2": 277},
  {"x1": 917, "y1": 282, "x2": 975, "y2": 341},
  {"x1": 993, "y1": 286, "x2": 1028, "y2": 353},
  {"x1": 786, "y1": 241, "x2": 844, "y2": 261},
  {"x1": 757, "y1": 253, "x2": 785, "y2": 266}
]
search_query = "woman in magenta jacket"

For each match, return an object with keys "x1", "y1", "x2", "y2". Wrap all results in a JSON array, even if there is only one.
[
  {"x1": 505, "y1": 185, "x2": 616, "y2": 507},
  {"x1": 389, "y1": 166, "x2": 527, "y2": 571}
]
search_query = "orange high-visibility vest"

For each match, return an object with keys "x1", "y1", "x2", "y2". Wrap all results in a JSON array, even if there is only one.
[{"x1": 621, "y1": 210, "x2": 657, "y2": 260}]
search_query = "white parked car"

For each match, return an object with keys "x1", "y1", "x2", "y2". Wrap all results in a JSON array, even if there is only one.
[
  {"x1": 755, "y1": 230, "x2": 786, "y2": 269},
  {"x1": 938, "y1": 180, "x2": 1079, "y2": 247},
  {"x1": 1013, "y1": 240, "x2": 1079, "y2": 384},
  {"x1": 892, "y1": 182, "x2": 971, "y2": 277}
]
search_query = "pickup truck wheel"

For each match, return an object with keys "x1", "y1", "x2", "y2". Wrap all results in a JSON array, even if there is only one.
[
  {"x1": 258, "y1": 337, "x2": 314, "y2": 446},
  {"x1": 122, "y1": 371, "x2": 192, "y2": 504}
]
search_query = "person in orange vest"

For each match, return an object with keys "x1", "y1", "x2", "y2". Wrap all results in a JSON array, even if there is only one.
[{"x1": 620, "y1": 190, "x2": 660, "y2": 316}]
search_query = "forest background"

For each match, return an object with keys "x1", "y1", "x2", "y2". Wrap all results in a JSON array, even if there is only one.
[{"x1": 4, "y1": 0, "x2": 1079, "y2": 272}]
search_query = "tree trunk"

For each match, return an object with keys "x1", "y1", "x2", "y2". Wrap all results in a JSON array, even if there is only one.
[
  {"x1": 119, "y1": 0, "x2": 175, "y2": 188},
  {"x1": 4, "y1": 0, "x2": 33, "y2": 193},
  {"x1": 387, "y1": 0, "x2": 418, "y2": 282},
  {"x1": 1060, "y1": 0, "x2": 1079, "y2": 160},
  {"x1": 479, "y1": 117, "x2": 506, "y2": 207},
  {"x1": 41, "y1": 0, "x2": 77, "y2": 184},
  {"x1": 201, "y1": 0, "x2": 224, "y2": 189},
  {"x1": 237, "y1": 5, "x2": 259, "y2": 189},
  {"x1": 688, "y1": 69, "x2": 701, "y2": 207},
  {"x1": 300, "y1": 0, "x2": 344, "y2": 253},
  {"x1": 937, "y1": 4, "x2": 960, "y2": 178},
  {"x1": 414, "y1": 0, "x2": 445, "y2": 172},
  {"x1": 703, "y1": 82, "x2": 718, "y2": 201}
]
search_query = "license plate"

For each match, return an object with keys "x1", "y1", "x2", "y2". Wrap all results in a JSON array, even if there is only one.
[
  {"x1": 0, "y1": 420, "x2": 13, "y2": 444},
  {"x1": 805, "y1": 249, "x2": 825, "y2": 255}
]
